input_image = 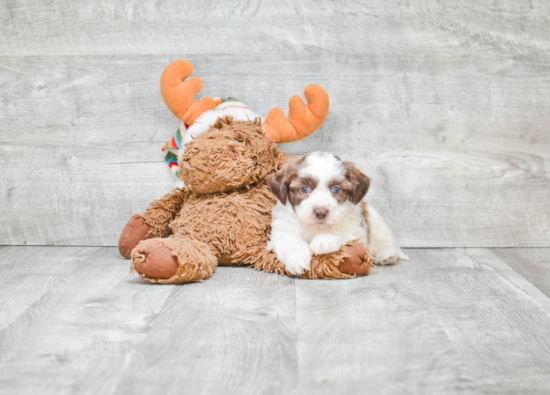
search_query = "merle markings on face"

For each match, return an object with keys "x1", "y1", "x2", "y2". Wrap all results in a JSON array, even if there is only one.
[{"x1": 267, "y1": 152, "x2": 370, "y2": 229}]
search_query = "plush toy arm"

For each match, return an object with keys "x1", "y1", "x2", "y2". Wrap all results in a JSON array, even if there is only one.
[
  {"x1": 142, "y1": 188, "x2": 188, "y2": 238},
  {"x1": 118, "y1": 188, "x2": 189, "y2": 258}
]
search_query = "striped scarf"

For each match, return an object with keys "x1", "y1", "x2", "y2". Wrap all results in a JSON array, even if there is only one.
[{"x1": 161, "y1": 97, "x2": 250, "y2": 180}]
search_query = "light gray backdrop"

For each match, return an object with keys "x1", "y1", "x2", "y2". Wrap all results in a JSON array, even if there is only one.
[{"x1": 1, "y1": 0, "x2": 549, "y2": 247}]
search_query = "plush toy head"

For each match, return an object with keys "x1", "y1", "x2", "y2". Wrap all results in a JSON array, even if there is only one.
[
  {"x1": 180, "y1": 117, "x2": 282, "y2": 194},
  {"x1": 159, "y1": 60, "x2": 330, "y2": 194}
]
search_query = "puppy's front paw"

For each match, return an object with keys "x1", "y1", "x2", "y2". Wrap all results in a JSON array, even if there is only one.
[
  {"x1": 372, "y1": 243, "x2": 399, "y2": 266},
  {"x1": 283, "y1": 247, "x2": 312, "y2": 275},
  {"x1": 309, "y1": 234, "x2": 342, "y2": 255}
]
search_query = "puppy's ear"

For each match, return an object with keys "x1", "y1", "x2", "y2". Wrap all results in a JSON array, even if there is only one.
[
  {"x1": 268, "y1": 157, "x2": 303, "y2": 205},
  {"x1": 344, "y1": 162, "x2": 370, "y2": 204},
  {"x1": 267, "y1": 168, "x2": 289, "y2": 205}
]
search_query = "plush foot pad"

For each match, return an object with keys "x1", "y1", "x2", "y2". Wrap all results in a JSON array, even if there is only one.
[
  {"x1": 337, "y1": 242, "x2": 372, "y2": 276},
  {"x1": 118, "y1": 214, "x2": 154, "y2": 258},
  {"x1": 132, "y1": 239, "x2": 179, "y2": 280}
]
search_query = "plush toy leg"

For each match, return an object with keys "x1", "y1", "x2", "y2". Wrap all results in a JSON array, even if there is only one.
[
  {"x1": 118, "y1": 214, "x2": 154, "y2": 258},
  {"x1": 254, "y1": 242, "x2": 372, "y2": 279},
  {"x1": 130, "y1": 236, "x2": 218, "y2": 284},
  {"x1": 301, "y1": 242, "x2": 372, "y2": 279},
  {"x1": 336, "y1": 242, "x2": 373, "y2": 276}
]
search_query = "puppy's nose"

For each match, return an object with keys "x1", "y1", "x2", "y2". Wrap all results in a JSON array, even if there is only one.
[{"x1": 314, "y1": 208, "x2": 328, "y2": 219}]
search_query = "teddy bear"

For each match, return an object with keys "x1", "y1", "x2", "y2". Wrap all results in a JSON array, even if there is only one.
[{"x1": 118, "y1": 60, "x2": 373, "y2": 284}]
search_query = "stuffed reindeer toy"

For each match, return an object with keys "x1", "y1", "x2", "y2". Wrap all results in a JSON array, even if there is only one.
[{"x1": 118, "y1": 60, "x2": 372, "y2": 283}]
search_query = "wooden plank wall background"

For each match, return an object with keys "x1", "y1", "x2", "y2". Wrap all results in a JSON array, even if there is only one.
[{"x1": 1, "y1": 0, "x2": 549, "y2": 247}]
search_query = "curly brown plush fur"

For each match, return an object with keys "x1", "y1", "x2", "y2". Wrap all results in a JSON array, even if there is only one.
[
  {"x1": 131, "y1": 236, "x2": 217, "y2": 283},
  {"x1": 181, "y1": 117, "x2": 285, "y2": 194},
  {"x1": 120, "y1": 116, "x2": 372, "y2": 283},
  {"x1": 142, "y1": 188, "x2": 188, "y2": 238}
]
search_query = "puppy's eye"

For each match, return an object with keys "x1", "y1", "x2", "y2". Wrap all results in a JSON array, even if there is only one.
[
  {"x1": 332, "y1": 186, "x2": 341, "y2": 194},
  {"x1": 301, "y1": 186, "x2": 310, "y2": 194}
]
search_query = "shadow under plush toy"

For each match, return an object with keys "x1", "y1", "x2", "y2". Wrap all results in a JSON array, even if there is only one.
[{"x1": 118, "y1": 60, "x2": 372, "y2": 283}]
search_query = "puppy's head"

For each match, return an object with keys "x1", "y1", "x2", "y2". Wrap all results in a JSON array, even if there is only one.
[{"x1": 267, "y1": 152, "x2": 370, "y2": 229}]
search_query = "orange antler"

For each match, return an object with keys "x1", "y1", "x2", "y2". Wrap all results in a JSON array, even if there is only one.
[
  {"x1": 262, "y1": 85, "x2": 329, "y2": 143},
  {"x1": 160, "y1": 60, "x2": 216, "y2": 125}
]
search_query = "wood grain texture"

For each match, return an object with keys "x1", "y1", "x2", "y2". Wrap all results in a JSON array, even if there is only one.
[
  {"x1": 3, "y1": 54, "x2": 550, "y2": 153},
  {"x1": 4, "y1": 247, "x2": 550, "y2": 393},
  {"x1": 0, "y1": 247, "x2": 175, "y2": 395},
  {"x1": 1, "y1": 1, "x2": 550, "y2": 247},
  {"x1": 491, "y1": 248, "x2": 550, "y2": 297},
  {"x1": 1, "y1": 141, "x2": 175, "y2": 246},
  {"x1": 113, "y1": 267, "x2": 297, "y2": 395},
  {"x1": 294, "y1": 263, "x2": 473, "y2": 394},
  {"x1": 1, "y1": 0, "x2": 550, "y2": 56},
  {"x1": 401, "y1": 248, "x2": 550, "y2": 394},
  {"x1": 345, "y1": 152, "x2": 550, "y2": 248},
  {"x1": 1, "y1": 54, "x2": 550, "y2": 247},
  {"x1": 0, "y1": 246, "x2": 97, "y2": 331}
]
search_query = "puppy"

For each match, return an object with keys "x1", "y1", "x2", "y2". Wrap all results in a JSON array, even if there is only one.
[{"x1": 267, "y1": 151, "x2": 408, "y2": 275}]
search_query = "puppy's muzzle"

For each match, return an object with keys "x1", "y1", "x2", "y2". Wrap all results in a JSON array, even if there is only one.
[{"x1": 314, "y1": 208, "x2": 328, "y2": 220}]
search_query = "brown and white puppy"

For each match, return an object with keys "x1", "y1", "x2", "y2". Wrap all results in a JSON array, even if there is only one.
[{"x1": 267, "y1": 151, "x2": 408, "y2": 275}]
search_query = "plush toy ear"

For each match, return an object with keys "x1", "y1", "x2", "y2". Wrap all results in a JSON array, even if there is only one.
[
  {"x1": 344, "y1": 162, "x2": 370, "y2": 204},
  {"x1": 267, "y1": 169, "x2": 289, "y2": 205},
  {"x1": 160, "y1": 60, "x2": 216, "y2": 125},
  {"x1": 263, "y1": 85, "x2": 329, "y2": 143}
]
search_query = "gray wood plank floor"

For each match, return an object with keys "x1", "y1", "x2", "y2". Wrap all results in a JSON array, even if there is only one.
[{"x1": 2, "y1": 246, "x2": 550, "y2": 394}]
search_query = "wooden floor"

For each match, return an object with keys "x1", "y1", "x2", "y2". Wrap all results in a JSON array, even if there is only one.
[
  {"x1": 0, "y1": 246, "x2": 549, "y2": 394},
  {"x1": 2, "y1": 1, "x2": 549, "y2": 393}
]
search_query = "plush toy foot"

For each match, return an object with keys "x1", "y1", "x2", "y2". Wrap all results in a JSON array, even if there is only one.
[
  {"x1": 118, "y1": 214, "x2": 154, "y2": 258},
  {"x1": 132, "y1": 239, "x2": 179, "y2": 279},
  {"x1": 337, "y1": 242, "x2": 372, "y2": 276},
  {"x1": 131, "y1": 236, "x2": 218, "y2": 284}
]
